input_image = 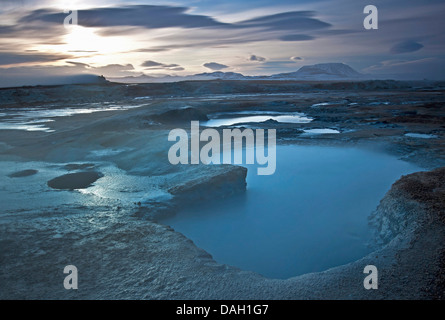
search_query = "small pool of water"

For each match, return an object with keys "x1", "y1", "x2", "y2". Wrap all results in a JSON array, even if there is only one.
[
  {"x1": 161, "y1": 145, "x2": 420, "y2": 279},
  {"x1": 303, "y1": 128, "x2": 340, "y2": 134},
  {"x1": 0, "y1": 103, "x2": 145, "y2": 132},
  {"x1": 0, "y1": 122, "x2": 55, "y2": 132},
  {"x1": 405, "y1": 133, "x2": 438, "y2": 139},
  {"x1": 203, "y1": 112, "x2": 312, "y2": 127}
]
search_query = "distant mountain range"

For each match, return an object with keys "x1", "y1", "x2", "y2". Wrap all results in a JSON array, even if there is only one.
[
  {"x1": 108, "y1": 63, "x2": 373, "y2": 83},
  {"x1": 0, "y1": 63, "x2": 432, "y2": 88},
  {"x1": 0, "y1": 74, "x2": 108, "y2": 88}
]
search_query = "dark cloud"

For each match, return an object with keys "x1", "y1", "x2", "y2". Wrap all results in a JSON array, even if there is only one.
[
  {"x1": 0, "y1": 25, "x2": 16, "y2": 36},
  {"x1": 4, "y1": 5, "x2": 327, "y2": 57},
  {"x1": 291, "y1": 56, "x2": 303, "y2": 61},
  {"x1": 141, "y1": 60, "x2": 183, "y2": 71},
  {"x1": 165, "y1": 64, "x2": 180, "y2": 68},
  {"x1": 141, "y1": 60, "x2": 164, "y2": 67},
  {"x1": 19, "y1": 5, "x2": 330, "y2": 35},
  {"x1": 279, "y1": 34, "x2": 315, "y2": 41},
  {"x1": 132, "y1": 41, "x2": 251, "y2": 54},
  {"x1": 0, "y1": 22, "x2": 66, "y2": 41},
  {"x1": 136, "y1": 48, "x2": 170, "y2": 53},
  {"x1": 203, "y1": 62, "x2": 228, "y2": 70},
  {"x1": 316, "y1": 29, "x2": 358, "y2": 36},
  {"x1": 238, "y1": 11, "x2": 330, "y2": 31},
  {"x1": 0, "y1": 52, "x2": 71, "y2": 66},
  {"x1": 390, "y1": 41, "x2": 424, "y2": 54},
  {"x1": 66, "y1": 61, "x2": 90, "y2": 67},
  {"x1": 19, "y1": 6, "x2": 229, "y2": 29},
  {"x1": 249, "y1": 55, "x2": 266, "y2": 62}
]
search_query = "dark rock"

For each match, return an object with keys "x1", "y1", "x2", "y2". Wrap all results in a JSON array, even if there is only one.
[
  {"x1": 168, "y1": 165, "x2": 247, "y2": 205},
  {"x1": 150, "y1": 107, "x2": 209, "y2": 124}
]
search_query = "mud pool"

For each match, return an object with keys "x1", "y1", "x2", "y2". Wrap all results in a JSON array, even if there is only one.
[{"x1": 161, "y1": 145, "x2": 420, "y2": 279}]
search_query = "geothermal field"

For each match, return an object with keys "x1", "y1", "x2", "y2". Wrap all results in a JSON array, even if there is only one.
[{"x1": 0, "y1": 80, "x2": 444, "y2": 299}]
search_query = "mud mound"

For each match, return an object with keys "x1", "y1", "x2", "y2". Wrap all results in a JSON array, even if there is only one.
[
  {"x1": 8, "y1": 169, "x2": 38, "y2": 178},
  {"x1": 47, "y1": 171, "x2": 103, "y2": 190},
  {"x1": 393, "y1": 167, "x2": 445, "y2": 220}
]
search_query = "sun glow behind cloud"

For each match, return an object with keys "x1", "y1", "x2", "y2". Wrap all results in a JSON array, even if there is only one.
[
  {"x1": 62, "y1": 26, "x2": 132, "y2": 54},
  {"x1": 29, "y1": 25, "x2": 141, "y2": 68}
]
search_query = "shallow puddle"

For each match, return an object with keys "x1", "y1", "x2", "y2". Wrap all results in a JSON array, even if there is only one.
[{"x1": 405, "y1": 133, "x2": 438, "y2": 139}]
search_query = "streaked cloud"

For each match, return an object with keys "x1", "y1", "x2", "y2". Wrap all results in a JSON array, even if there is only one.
[
  {"x1": 19, "y1": 6, "x2": 330, "y2": 33},
  {"x1": 362, "y1": 57, "x2": 445, "y2": 79},
  {"x1": 279, "y1": 34, "x2": 314, "y2": 41},
  {"x1": 0, "y1": 52, "x2": 71, "y2": 66},
  {"x1": 20, "y1": 6, "x2": 227, "y2": 29},
  {"x1": 237, "y1": 11, "x2": 330, "y2": 31}
]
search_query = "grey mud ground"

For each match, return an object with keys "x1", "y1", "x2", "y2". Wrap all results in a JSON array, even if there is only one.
[{"x1": 0, "y1": 80, "x2": 444, "y2": 299}]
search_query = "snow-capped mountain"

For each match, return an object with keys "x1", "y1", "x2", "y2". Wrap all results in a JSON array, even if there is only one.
[
  {"x1": 108, "y1": 71, "x2": 247, "y2": 83},
  {"x1": 271, "y1": 63, "x2": 364, "y2": 80},
  {"x1": 109, "y1": 63, "x2": 367, "y2": 83}
]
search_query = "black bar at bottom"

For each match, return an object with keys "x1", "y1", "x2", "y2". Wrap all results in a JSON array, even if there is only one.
[{"x1": 0, "y1": 300, "x2": 441, "y2": 318}]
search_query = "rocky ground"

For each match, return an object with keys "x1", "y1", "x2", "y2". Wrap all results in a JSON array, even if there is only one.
[{"x1": 0, "y1": 80, "x2": 444, "y2": 299}]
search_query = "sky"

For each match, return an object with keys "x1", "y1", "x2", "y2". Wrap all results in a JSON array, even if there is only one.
[{"x1": 0, "y1": 0, "x2": 445, "y2": 85}]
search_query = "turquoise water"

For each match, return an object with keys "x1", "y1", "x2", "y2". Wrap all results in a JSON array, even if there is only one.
[{"x1": 161, "y1": 145, "x2": 420, "y2": 279}]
